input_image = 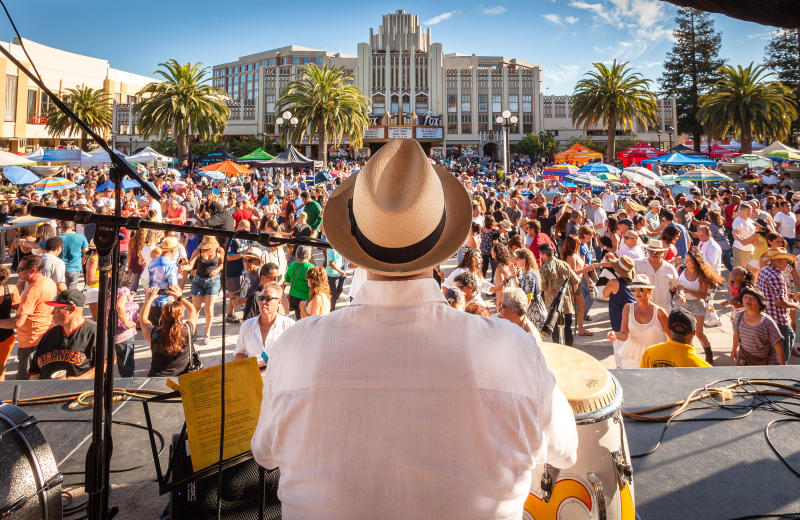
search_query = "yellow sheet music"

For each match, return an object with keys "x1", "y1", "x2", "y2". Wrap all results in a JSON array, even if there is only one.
[{"x1": 169, "y1": 357, "x2": 263, "y2": 472}]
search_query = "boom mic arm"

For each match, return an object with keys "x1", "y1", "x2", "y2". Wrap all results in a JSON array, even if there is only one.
[
  {"x1": 540, "y1": 279, "x2": 570, "y2": 337},
  {"x1": 0, "y1": 43, "x2": 161, "y2": 200}
]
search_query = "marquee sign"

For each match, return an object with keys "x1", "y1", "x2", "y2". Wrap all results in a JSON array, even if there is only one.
[
  {"x1": 368, "y1": 113, "x2": 384, "y2": 126},
  {"x1": 364, "y1": 127, "x2": 385, "y2": 140},
  {"x1": 387, "y1": 127, "x2": 413, "y2": 139},
  {"x1": 417, "y1": 111, "x2": 443, "y2": 126},
  {"x1": 416, "y1": 127, "x2": 443, "y2": 140}
]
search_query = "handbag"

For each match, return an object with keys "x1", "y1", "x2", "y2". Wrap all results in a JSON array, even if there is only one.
[{"x1": 185, "y1": 322, "x2": 202, "y2": 372}]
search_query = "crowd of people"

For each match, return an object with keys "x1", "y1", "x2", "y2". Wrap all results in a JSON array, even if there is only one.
[{"x1": 0, "y1": 147, "x2": 797, "y2": 380}]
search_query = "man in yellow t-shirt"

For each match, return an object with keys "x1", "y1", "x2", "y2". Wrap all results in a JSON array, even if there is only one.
[{"x1": 640, "y1": 308, "x2": 712, "y2": 368}]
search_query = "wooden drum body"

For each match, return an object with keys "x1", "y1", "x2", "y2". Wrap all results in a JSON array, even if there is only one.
[{"x1": 524, "y1": 344, "x2": 635, "y2": 520}]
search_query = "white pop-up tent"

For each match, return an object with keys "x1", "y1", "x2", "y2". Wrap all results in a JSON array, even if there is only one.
[
  {"x1": 126, "y1": 146, "x2": 173, "y2": 164},
  {"x1": 754, "y1": 141, "x2": 800, "y2": 156}
]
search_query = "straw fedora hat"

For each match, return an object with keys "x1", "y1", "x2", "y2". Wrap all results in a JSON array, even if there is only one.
[
  {"x1": 198, "y1": 235, "x2": 220, "y2": 250},
  {"x1": 761, "y1": 247, "x2": 797, "y2": 263},
  {"x1": 612, "y1": 255, "x2": 636, "y2": 277},
  {"x1": 629, "y1": 273, "x2": 655, "y2": 290},
  {"x1": 160, "y1": 236, "x2": 180, "y2": 251},
  {"x1": 323, "y1": 139, "x2": 471, "y2": 275},
  {"x1": 646, "y1": 239, "x2": 668, "y2": 252}
]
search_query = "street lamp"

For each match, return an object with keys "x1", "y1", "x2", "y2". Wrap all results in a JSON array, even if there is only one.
[
  {"x1": 276, "y1": 110, "x2": 298, "y2": 148},
  {"x1": 495, "y1": 109, "x2": 518, "y2": 176},
  {"x1": 657, "y1": 128, "x2": 662, "y2": 150},
  {"x1": 666, "y1": 125, "x2": 674, "y2": 151}
]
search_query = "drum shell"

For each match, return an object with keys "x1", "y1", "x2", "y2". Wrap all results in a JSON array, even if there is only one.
[
  {"x1": 525, "y1": 375, "x2": 635, "y2": 520},
  {"x1": 0, "y1": 403, "x2": 62, "y2": 520}
]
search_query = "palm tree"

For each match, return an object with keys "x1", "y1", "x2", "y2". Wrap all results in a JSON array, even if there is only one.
[
  {"x1": 699, "y1": 63, "x2": 797, "y2": 154},
  {"x1": 134, "y1": 59, "x2": 230, "y2": 167},
  {"x1": 571, "y1": 60, "x2": 659, "y2": 162},
  {"x1": 45, "y1": 85, "x2": 112, "y2": 151},
  {"x1": 277, "y1": 64, "x2": 370, "y2": 164}
]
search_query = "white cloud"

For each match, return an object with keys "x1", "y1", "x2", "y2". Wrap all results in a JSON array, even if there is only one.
[
  {"x1": 747, "y1": 29, "x2": 779, "y2": 40},
  {"x1": 542, "y1": 13, "x2": 563, "y2": 25},
  {"x1": 542, "y1": 63, "x2": 583, "y2": 89},
  {"x1": 568, "y1": 0, "x2": 673, "y2": 60},
  {"x1": 481, "y1": 5, "x2": 507, "y2": 15},
  {"x1": 423, "y1": 10, "x2": 459, "y2": 25},
  {"x1": 565, "y1": 16, "x2": 579, "y2": 24}
]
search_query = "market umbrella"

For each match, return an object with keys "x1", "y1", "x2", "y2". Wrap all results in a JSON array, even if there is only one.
[
  {"x1": 3, "y1": 166, "x2": 40, "y2": 185},
  {"x1": 0, "y1": 150, "x2": 35, "y2": 167},
  {"x1": 578, "y1": 163, "x2": 622, "y2": 175},
  {"x1": 594, "y1": 172, "x2": 621, "y2": 181},
  {"x1": 200, "y1": 160, "x2": 250, "y2": 177},
  {"x1": 564, "y1": 172, "x2": 605, "y2": 188},
  {"x1": 765, "y1": 150, "x2": 800, "y2": 161},
  {"x1": 32, "y1": 177, "x2": 77, "y2": 193},
  {"x1": 728, "y1": 154, "x2": 773, "y2": 169},
  {"x1": 198, "y1": 170, "x2": 226, "y2": 180},
  {"x1": 621, "y1": 167, "x2": 664, "y2": 188},
  {"x1": 96, "y1": 178, "x2": 142, "y2": 191},
  {"x1": 543, "y1": 164, "x2": 579, "y2": 176},
  {"x1": 676, "y1": 169, "x2": 733, "y2": 182}
]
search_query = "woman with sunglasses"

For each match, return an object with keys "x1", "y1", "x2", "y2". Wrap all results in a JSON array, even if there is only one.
[
  {"x1": 234, "y1": 282, "x2": 295, "y2": 369},
  {"x1": 608, "y1": 274, "x2": 669, "y2": 368}
]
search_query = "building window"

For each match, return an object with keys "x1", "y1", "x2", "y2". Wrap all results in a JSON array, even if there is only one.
[
  {"x1": 265, "y1": 95, "x2": 275, "y2": 114},
  {"x1": 5, "y1": 76, "x2": 17, "y2": 122},
  {"x1": 127, "y1": 95, "x2": 137, "y2": 103},
  {"x1": 478, "y1": 95, "x2": 488, "y2": 113},
  {"x1": 522, "y1": 94, "x2": 532, "y2": 113},
  {"x1": 303, "y1": 57, "x2": 311, "y2": 64},
  {"x1": 478, "y1": 114, "x2": 488, "y2": 124},
  {"x1": 447, "y1": 94, "x2": 457, "y2": 113},
  {"x1": 461, "y1": 94, "x2": 470, "y2": 112},
  {"x1": 492, "y1": 95, "x2": 501, "y2": 113},
  {"x1": 315, "y1": 57, "x2": 323, "y2": 65},
  {"x1": 509, "y1": 94, "x2": 518, "y2": 113},
  {"x1": 40, "y1": 92, "x2": 51, "y2": 117},
  {"x1": 247, "y1": 64, "x2": 252, "y2": 71},
  {"x1": 447, "y1": 114, "x2": 458, "y2": 123},
  {"x1": 461, "y1": 113, "x2": 471, "y2": 123},
  {"x1": 269, "y1": 58, "x2": 276, "y2": 67},
  {"x1": 447, "y1": 123, "x2": 457, "y2": 134},
  {"x1": 26, "y1": 89, "x2": 37, "y2": 123},
  {"x1": 292, "y1": 57, "x2": 301, "y2": 65}
]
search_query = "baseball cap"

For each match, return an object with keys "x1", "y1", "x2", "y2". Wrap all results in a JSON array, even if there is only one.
[
  {"x1": 46, "y1": 289, "x2": 86, "y2": 308},
  {"x1": 668, "y1": 308, "x2": 696, "y2": 336}
]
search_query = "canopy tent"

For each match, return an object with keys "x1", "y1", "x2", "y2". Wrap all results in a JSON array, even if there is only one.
[
  {"x1": 126, "y1": 146, "x2": 174, "y2": 164},
  {"x1": 238, "y1": 147, "x2": 275, "y2": 162},
  {"x1": 726, "y1": 154, "x2": 773, "y2": 169},
  {"x1": 199, "y1": 160, "x2": 250, "y2": 177},
  {"x1": 754, "y1": 141, "x2": 800, "y2": 156},
  {"x1": 640, "y1": 152, "x2": 716, "y2": 167},
  {"x1": 765, "y1": 150, "x2": 800, "y2": 161},
  {"x1": 554, "y1": 144, "x2": 603, "y2": 165},
  {"x1": 706, "y1": 143, "x2": 740, "y2": 159},
  {"x1": 24, "y1": 147, "x2": 45, "y2": 161},
  {"x1": 724, "y1": 139, "x2": 766, "y2": 151},
  {"x1": 0, "y1": 150, "x2": 36, "y2": 167},
  {"x1": 84, "y1": 148, "x2": 126, "y2": 164},
  {"x1": 2, "y1": 166, "x2": 40, "y2": 185},
  {"x1": 669, "y1": 144, "x2": 697, "y2": 154},
  {"x1": 617, "y1": 142, "x2": 662, "y2": 166},
  {"x1": 251, "y1": 146, "x2": 320, "y2": 169}
]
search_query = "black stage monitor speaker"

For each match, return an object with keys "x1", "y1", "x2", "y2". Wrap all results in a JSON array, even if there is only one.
[
  {"x1": 0, "y1": 403, "x2": 62, "y2": 519},
  {"x1": 169, "y1": 434, "x2": 281, "y2": 520}
]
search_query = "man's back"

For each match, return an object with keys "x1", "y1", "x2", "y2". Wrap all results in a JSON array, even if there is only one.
[
  {"x1": 252, "y1": 279, "x2": 577, "y2": 519},
  {"x1": 640, "y1": 339, "x2": 711, "y2": 368},
  {"x1": 58, "y1": 232, "x2": 88, "y2": 273}
]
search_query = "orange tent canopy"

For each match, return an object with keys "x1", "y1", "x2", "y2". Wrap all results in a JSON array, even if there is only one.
[
  {"x1": 554, "y1": 143, "x2": 603, "y2": 165},
  {"x1": 200, "y1": 160, "x2": 250, "y2": 177}
]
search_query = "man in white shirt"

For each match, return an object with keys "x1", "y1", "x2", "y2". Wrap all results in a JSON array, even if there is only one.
[
  {"x1": 634, "y1": 239, "x2": 679, "y2": 311},
  {"x1": 567, "y1": 185, "x2": 588, "y2": 211},
  {"x1": 252, "y1": 140, "x2": 577, "y2": 519},
  {"x1": 773, "y1": 200, "x2": 797, "y2": 252},
  {"x1": 617, "y1": 230, "x2": 646, "y2": 260},
  {"x1": 601, "y1": 184, "x2": 616, "y2": 213},
  {"x1": 590, "y1": 196, "x2": 607, "y2": 235},
  {"x1": 732, "y1": 203, "x2": 756, "y2": 268},
  {"x1": 147, "y1": 192, "x2": 163, "y2": 222},
  {"x1": 41, "y1": 236, "x2": 67, "y2": 293},
  {"x1": 697, "y1": 224, "x2": 722, "y2": 273},
  {"x1": 234, "y1": 283, "x2": 294, "y2": 364}
]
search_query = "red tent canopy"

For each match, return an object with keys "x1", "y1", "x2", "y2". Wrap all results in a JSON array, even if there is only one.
[
  {"x1": 618, "y1": 142, "x2": 662, "y2": 167},
  {"x1": 707, "y1": 143, "x2": 741, "y2": 159}
]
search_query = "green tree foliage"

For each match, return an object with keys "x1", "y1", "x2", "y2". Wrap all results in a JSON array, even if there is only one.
[
  {"x1": 659, "y1": 8, "x2": 725, "y2": 152},
  {"x1": 699, "y1": 63, "x2": 797, "y2": 154},
  {"x1": 149, "y1": 137, "x2": 177, "y2": 158},
  {"x1": 134, "y1": 59, "x2": 230, "y2": 168},
  {"x1": 514, "y1": 131, "x2": 558, "y2": 159},
  {"x1": 572, "y1": 60, "x2": 658, "y2": 162},
  {"x1": 765, "y1": 28, "x2": 800, "y2": 133},
  {"x1": 277, "y1": 64, "x2": 370, "y2": 164},
  {"x1": 45, "y1": 85, "x2": 112, "y2": 151}
]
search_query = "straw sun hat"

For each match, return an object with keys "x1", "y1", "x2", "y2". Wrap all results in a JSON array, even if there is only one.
[{"x1": 323, "y1": 139, "x2": 471, "y2": 275}]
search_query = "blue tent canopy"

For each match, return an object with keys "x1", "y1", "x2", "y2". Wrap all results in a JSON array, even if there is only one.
[{"x1": 640, "y1": 152, "x2": 715, "y2": 166}]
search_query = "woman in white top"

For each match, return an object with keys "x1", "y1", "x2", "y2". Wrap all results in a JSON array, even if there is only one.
[
  {"x1": 608, "y1": 274, "x2": 669, "y2": 368},
  {"x1": 300, "y1": 266, "x2": 331, "y2": 318},
  {"x1": 676, "y1": 248, "x2": 725, "y2": 364},
  {"x1": 442, "y1": 248, "x2": 493, "y2": 294}
]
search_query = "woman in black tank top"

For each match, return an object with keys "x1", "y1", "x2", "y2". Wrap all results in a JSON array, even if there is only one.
[
  {"x1": 184, "y1": 236, "x2": 224, "y2": 344},
  {"x1": 0, "y1": 265, "x2": 21, "y2": 380}
]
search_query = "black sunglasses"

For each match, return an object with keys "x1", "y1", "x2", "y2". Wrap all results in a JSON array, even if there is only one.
[{"x1": 258, "y1": 295, "x2": 281, "y2": 303}]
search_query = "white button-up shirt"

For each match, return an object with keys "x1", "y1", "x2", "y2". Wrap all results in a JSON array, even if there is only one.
[
  {"x1": 635, "y1": 257, "x2": 679, "y2": 311},
  {"x1": 234, "y1": 314, "x2": 295, "y2": 359},
  {"x1": 699, "y1": 238, "x2": 723, "y2": 273},
  {"x1": 251, "y1": 278, "x2": 577, "y2": 519}
]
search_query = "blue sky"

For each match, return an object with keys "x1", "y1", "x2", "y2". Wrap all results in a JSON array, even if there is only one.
[{"x1": 1, "y1": 0, "x2": 778, "y2": 94}]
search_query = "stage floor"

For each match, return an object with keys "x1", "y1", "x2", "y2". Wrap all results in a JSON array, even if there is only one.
[{"x1": 2, "y1": 366, "x2": 799, "y2": 519}]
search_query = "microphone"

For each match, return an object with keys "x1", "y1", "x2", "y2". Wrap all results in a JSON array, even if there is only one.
[{"x1": 540, "y1": 279, "x2": 569, "y2": 337}]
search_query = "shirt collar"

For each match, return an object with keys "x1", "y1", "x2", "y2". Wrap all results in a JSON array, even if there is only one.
[
  {"x1": 667, "y1": 338, "x2": 694, "y2": 351},
  {"x1": 353, "y1": 278, "x2": 447, "y2": 307}
]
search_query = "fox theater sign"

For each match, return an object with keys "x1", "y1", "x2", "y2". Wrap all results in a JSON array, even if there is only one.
[{"x1": 363, "y1": 111, "x2": 444, "y2": 154}]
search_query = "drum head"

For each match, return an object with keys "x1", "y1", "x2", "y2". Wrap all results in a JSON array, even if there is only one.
[{"x1": 540, "y1": 342, "x2": 616, "y2": 414}]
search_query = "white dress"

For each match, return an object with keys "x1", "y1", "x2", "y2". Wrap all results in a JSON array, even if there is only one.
[{"x1": 618, "y1": 303, "x2": 667, "y2": 369}]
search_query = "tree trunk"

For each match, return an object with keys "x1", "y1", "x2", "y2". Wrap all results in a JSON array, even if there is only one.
[
  {"x1": 317, "y1": 119, "x2": 327, "y2": 166},
  {"x1": 606, "y1": 114, "x2": 617, "y2": 163},
  {"x1": 177, "y1": 132, "x2": 190, "y2": 169},
  {"x1": 81, "y1": 130, "x2": 89, "y2": 151},
  {"x1": 741, "y1": 130, "x2": 752, "y2": 154}
]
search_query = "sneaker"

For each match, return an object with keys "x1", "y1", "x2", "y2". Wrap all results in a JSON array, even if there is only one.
[
  {"x1": 195, "y1": 335, "x2": 208, "y2": 346},
  {"x1": 225, "y1": 314, "x2": 241, "y2": 324},
  {"x1": 584, "y1": 315, "x2": 593, "y2": 322}
]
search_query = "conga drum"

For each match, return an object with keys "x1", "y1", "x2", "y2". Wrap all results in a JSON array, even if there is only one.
[{"x1": 524, "y1": 343, "x2": 635, "y2": 520}]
